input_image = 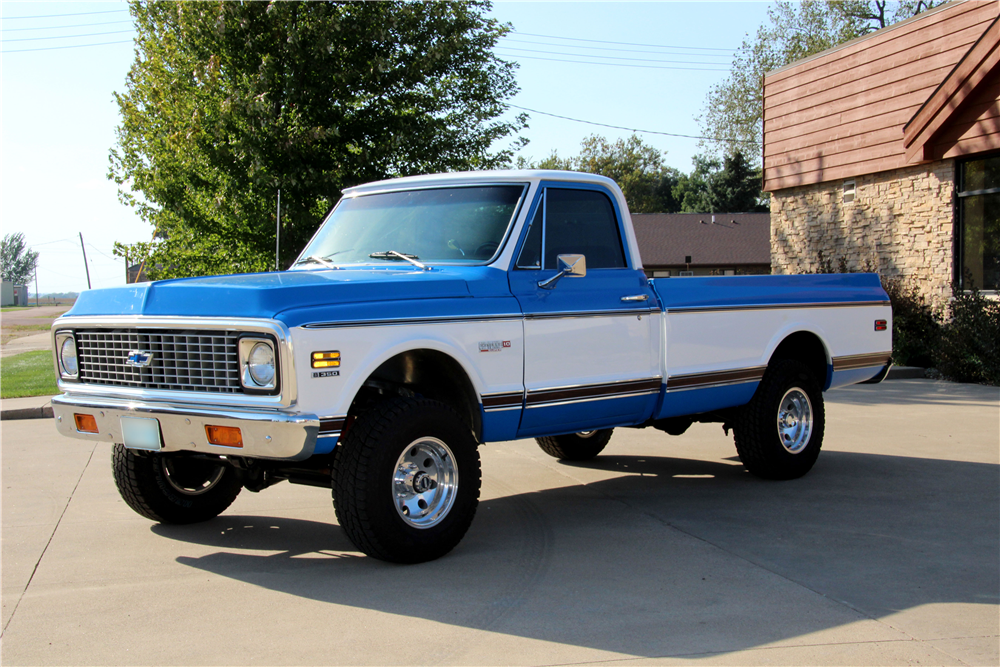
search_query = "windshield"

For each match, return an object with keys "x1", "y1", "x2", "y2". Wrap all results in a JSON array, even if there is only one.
[{"x1": 296, "y1": 185, "x2": 526, "y2": 267}]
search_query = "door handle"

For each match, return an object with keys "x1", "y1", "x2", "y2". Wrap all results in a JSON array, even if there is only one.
[{"x1": 620, "y1": 294, "x2": 649, "y2": 302}]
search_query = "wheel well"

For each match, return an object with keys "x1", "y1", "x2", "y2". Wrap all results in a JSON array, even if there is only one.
[
  {"x1": 769, "y1": 332, "x2": 829, "y2": 388},
  {"x1": 349, "y1": 349, "x2": 482, "y2": 441}
]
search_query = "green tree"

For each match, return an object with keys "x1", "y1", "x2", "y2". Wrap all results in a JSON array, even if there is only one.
[
  {"x1": 110, "y1": 0, "x2": 526, "y2": 279},
  {"x1": 1, "y1": 233, "x2": 39, "y2": 285},
  {"x1": 698, "y1": 0, "x2": 944, "y2": 166},
  {"x1": 520, "y1": 134, "x2": 681, "y2": 213},
  {"x1": 673, "y1": 151, "x2": 767, "y2": 213}
]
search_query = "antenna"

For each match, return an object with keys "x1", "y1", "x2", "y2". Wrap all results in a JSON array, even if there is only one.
[
  {"x1": 275, "y1": 189, "x2": 281, "y2": 271},
  {"x1": 78, "y1": 232, "x2": 92, "y2": 290}
]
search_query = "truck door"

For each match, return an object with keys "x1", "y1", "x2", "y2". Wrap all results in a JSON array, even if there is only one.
[{"x1": 509, "y1": 183, "x2": 659, "y2": 437}]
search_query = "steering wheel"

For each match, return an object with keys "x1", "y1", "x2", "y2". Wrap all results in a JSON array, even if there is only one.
[{"x1": 474, "y1": 241, "x2": 499, "y2": 259}]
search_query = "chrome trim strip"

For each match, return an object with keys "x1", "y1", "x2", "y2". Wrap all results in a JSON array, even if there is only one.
[
  {"x1": 51, "y1": 394, "x2": 318, "y2": 461},
  {"x1": 302, "y1": 314, "x2": 523, "y2": 329},
  {"x1": 666, "y1": 366, "x2": 767, "y2": 391},
  {"x1": 524, "y1": 308, "x2": 657, "y2": 320},
  {"x1": 483, "y1": 405, "x2": 523, "y2": 412},
  {"x1": 318, "y1": 416, "x2": 347, "y2": 435},
  {"x1": 525, "y1": 378, "x2": 662, "y2": 407},
  {"x1": 51, "y1": 316, "x2": 297, "y2": 408},
  {"x1": 832, "y1": 352, "x2": 892, "y2": 371},
  {"x1": 524, "y1": 391, "x2": 660, "y2": 410},
  {"x1": 666, "y1": 301, "x2": 891, "y2": 314}
]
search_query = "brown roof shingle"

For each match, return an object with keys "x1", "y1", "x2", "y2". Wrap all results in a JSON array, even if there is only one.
[{"x1": 631, "y1": 213, "x2": 771, "y2": 267}]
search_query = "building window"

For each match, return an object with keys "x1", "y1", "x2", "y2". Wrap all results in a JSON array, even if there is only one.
[
  {"x1": 843, "y1": 180, "x2": 856, "y2": 204},
  {"x1": 957, "y1": 157, "x2": 1000, "y2": 291}
]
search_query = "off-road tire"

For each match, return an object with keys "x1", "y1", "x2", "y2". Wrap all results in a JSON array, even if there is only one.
[
  {"x1": 734, "y1": 359, "x2": 825, "y2": 480},
  {"x1": 112, "y1": 445, "x2": 243, "y2": 523},
  {"x1": 536, "y1": 429, "x2": 614, "y2": 461},
  {"x1": 332, "y1": 397, "x2": 481, "y2": 563}
]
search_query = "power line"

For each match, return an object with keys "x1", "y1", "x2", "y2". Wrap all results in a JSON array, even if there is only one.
[
  {"x1": 508, "y1": 104, "x2": 750, "y2": 144},
  {"x1": 2, "y1": 9, "x2": 128, "y2": 20},
  {"x1": 512, "y1": 31, "x2": 735, "y2": 52},
  {"x1": 1, "y1": 39, "x2": 133, "y2": 53},
  {"x1": 2, "y1": 19, "x2": 132, "y2": 32},
  {"x1": 499, "y1": 45, "x2": 731, "y2": 66},
  {"x1": 499, "y1": 36, "x2": 732, "y2": 58},
  {"x1": 85, "y1": 243, "x2": 122, "y2": 263},
  {"x1": 29, "y1": 237, "x2": 76, "y2": 247},
  {"x1": 3, "y1": 29, "x2": 134, "y2": 43},
  {"x1": 495, "y1": 51, "x2": 728, "y2": 72}
]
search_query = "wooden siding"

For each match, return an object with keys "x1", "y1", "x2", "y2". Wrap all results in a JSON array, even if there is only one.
[{"x1": 763, "y1": 0, "x2": 998, "y2": 192}]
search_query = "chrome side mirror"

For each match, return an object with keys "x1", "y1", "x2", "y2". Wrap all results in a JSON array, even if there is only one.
[{"x1": 538, "y1": 254, "x2": 587, "y2": 290}]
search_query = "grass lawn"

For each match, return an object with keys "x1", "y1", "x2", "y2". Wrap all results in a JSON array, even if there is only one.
[
  {"x1": 1, "y1": 350, "x2": 58, "y2": 398},
  {"x1": 1, "y1": 307, "x2": 31, "y2": 312}
]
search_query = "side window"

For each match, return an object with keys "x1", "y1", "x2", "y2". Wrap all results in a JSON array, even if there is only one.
[
  {"x1": 544, "y1": 189, "x2": 626, "y2": 269},
  {"x1": 515, "y1": 196, "x2": 543, "y2": 269}
]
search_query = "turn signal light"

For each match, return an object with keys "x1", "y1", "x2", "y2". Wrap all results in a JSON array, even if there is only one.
[
  {"x1": 312, "y1": 351, "x2": 341, "y2": 368},
  {"x1": 205, "y1": 425, "x2": 243, "y2": 448},
  {"x1": 74, "y1": 413, "x2": 99, "y2": 433}
]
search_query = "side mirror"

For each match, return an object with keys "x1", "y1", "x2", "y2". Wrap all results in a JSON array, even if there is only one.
[{"x1": 538, "y1": 254, "x2": 587, "y2": 290}]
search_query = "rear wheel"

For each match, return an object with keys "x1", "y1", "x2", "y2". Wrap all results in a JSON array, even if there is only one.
[
  {"x1": 733, "y1": 359, "x2": 825, "y2": 480},
  {"x1": 112, "y1": 445, "x2": 243, "y2": 523},
  {"x1": 332, "y1": 397, "x2": 481, "y2": 563},
  {"x1": 536, "y1": 429, "x2": 614, "y2": 461}
]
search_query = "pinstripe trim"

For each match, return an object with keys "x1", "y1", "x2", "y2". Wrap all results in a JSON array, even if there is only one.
[
  {"x1": 481, "y1": 391, "x2": 524, "y2": 411},
  {"x1": 832, "y1": 352, "x2": 892, "y2": 371},
  {"x1": 318, "y1": 417, "x2": 346, "y2": 435},
  {"x1": 666, "y1": 301, "x2": 890, "y2": 314},
  {"x1": 525, "y1": 378, "x2": 662, "y2": 408},
  {"x1": 666, "y1": 366, "x2": 767, "y2": 392},
  {"x1": 302, "y1": 314, "x2": 523, "y2": 329}
]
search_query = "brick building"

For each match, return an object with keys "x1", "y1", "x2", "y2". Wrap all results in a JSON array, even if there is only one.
[
  {"x1": 763, "y1": 0, "x2": 1000, "y2": 305},
  {"x1": 631, "y1": 212, "x2": 771, "y2": 277}
]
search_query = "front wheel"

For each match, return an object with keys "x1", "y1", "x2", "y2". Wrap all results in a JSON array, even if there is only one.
[
  {"x1": 733, "y1": 359, "x2": 825, "y2": 480},
  {"x1": 536, "y1": 429, "x2": 614, "y2": 461},
  {"x1": 332, "y1": 397, "x2": 481, "y2": 563},
  {"x1": 111, "y1": 445, "x2": 243, "y2": 523}
]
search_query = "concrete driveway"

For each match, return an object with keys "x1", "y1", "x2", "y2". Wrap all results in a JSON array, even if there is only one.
[{"x1": 2, "y1": 379, "x2": 998, "y2": 666}]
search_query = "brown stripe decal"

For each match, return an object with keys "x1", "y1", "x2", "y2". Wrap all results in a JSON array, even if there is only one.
[
  {"x1": 833, "y1": 352, "x2": 891, "y2": 371},
  {"x1": 666, "y1": 366, "x2": 766, "y2": 391},
  {"x1": 526, "y1": 378, "x2": 662, "y2": 406},
  {"x1": 667, "y1": 301, "x2": 890, "y2": 314},
  {"x1": 482, "y1": 392, "x2": 524, "y2": 409},
  {"x1": 319, "y1": 417, "x2": 346, "y2": 435}
]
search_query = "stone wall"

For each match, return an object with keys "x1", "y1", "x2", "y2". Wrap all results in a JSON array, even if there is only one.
[{"x1": 770, "y1": 160, "x2": 955, "y2": 306}]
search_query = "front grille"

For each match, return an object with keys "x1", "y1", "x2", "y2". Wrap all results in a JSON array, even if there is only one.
[{"x1": 76, "y1": 329, "x2": 242, "y2": 393}]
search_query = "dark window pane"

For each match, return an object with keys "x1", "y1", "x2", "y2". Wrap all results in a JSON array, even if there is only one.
[
  {"x1": 961, "y1": 155, "x2": 1000, "y2": 193},
  {"x1": 543, "y1": 189, "x2": 626, "y2": 270},
  {"x1": 960, "y1": 193, "x2": 1000, "y2": 290},
  {"x1": 516, "y1": 200, "x2": 543, "y2": 268}
]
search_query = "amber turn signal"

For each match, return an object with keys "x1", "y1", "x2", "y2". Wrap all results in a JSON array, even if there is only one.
[
  {"x1": 205, "y1": 425, "x2": 243, "y2": 448},
  {"x1": 74, "y1": 413, "x2": 99, "y2": 433},
  {"x1": 311, "y1": 351, "x2": 341, "y2": 368}
]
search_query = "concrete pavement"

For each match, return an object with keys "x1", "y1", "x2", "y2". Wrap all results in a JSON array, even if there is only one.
[{"x1": 2, "y1": 379, "x2": 998, "y2": 665}]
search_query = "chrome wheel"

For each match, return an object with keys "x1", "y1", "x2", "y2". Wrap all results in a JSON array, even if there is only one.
[
  {"x1": 776, "y1": 387, "x2": 813, "y2": 454},
  {"x1": 161, "y1": 457, "x2": 226, "y2": 496},
  {"x1": 576, "y1": 431, "x2": 596, "y2": 438},
  {"x1": 392, "y1": 437, "x2": 459, "y2": 529}
]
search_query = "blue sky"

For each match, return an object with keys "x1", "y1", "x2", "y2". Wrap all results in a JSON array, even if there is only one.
[{"x1": 0, "y1": 1, "x2": 772, "y2": 294}]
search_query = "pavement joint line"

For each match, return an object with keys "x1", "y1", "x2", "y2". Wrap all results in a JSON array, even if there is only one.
[
  {"x1": 1, "y1": 442, "x2": 97, "y2": 637},
  {"x1": 510, "y1": 448, "x2": 933, "y2": 652}
]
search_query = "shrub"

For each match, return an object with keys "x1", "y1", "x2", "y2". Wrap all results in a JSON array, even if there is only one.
[
  {"x1": 936, "y1": 287, "x2": 1000, "y2": 385},
  {"x1": 880, "y1": 277, "x2": 941, "y2": 368}
]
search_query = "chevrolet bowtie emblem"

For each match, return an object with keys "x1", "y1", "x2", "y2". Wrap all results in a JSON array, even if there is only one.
[{"x1": 126, "y1": 350, "x2": 154, "y2": 368}]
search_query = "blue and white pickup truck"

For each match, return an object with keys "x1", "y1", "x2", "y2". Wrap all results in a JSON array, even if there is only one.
[{"x1": 51, "y1": 170, "x2": 892, "y2": 562}]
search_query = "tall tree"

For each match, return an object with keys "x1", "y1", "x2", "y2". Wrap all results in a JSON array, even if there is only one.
[
  {"x1": 0, "y1": 233, "x2": 39, "y2": 285},
  {"x1": 674, "y1": 151, "x2": 768, "y2": 213},
  {"x1": 697, "y1": 0, "x2": 944, "y2": 166},
  {"x1": 523, "y1": 134, "x2": 681, "y2": 213},
  {"x1": 110, "y1": 0, "x2": 526, "y2": 279}
]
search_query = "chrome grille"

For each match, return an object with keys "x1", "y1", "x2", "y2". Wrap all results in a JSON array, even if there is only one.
[{"x1": 76, "y1": 329, "x2": 242, "y2": 393}]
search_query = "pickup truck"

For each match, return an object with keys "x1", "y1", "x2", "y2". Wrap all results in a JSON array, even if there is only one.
[{"x1": 50, "y1": 170, "x2": 892, "y2": 563}]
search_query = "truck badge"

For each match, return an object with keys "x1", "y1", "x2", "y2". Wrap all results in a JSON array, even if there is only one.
[
  {"x1": 479, "y1": 340, "x2": 510, "y2": 352},
  {"x1": 126, "y1": 350, "x2": 154, "y2": 367}
]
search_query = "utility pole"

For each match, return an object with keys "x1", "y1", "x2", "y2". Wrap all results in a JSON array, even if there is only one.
[
  {"x1": 275, "y1": 189, "x2": 281, "y2": 271},
  {"x1": 34, "y1": 266, "x2": 38, "y2": 307},
  {"x1": 79, "y1": 232, "x2": 92, "y2": 290}
]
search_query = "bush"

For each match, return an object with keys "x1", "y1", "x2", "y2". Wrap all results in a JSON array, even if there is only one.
[
  {"x1": 880, "y1": 277, "x2": 941, "y2": 368},
  {"x1": 935, "y1": 287, "x2": 1000, "y2": 385}
]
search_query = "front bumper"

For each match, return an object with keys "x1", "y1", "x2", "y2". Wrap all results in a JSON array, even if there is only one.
[{"x1": 52, "y1": 394, "x2": 320, "y2": 461}]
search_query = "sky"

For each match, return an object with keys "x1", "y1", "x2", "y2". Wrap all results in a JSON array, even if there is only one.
[{"x1": 0, "y1": 1, "x2": 772, "y2": 295}]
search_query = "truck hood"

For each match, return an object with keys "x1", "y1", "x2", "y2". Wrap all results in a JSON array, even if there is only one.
[{"x1": 64, "y1": 268, "x2": 476, "y2": 321}]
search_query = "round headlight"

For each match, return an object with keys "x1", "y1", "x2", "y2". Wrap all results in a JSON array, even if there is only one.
[
  {"x1": 247, "y1": 342, "x2": 275, "y2": 386},
  {"x1": 60, "y1": 337, "x2": 78, "y2": 376}
]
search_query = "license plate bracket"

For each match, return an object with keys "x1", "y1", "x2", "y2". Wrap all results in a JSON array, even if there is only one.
[{"x1": 120, "y1": 416, "x2": 162, "y2": 451}]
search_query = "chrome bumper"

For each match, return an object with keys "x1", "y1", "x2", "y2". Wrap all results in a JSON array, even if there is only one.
[{"x1": 51, "y1": 394, "x2": 320, "y2": 461}]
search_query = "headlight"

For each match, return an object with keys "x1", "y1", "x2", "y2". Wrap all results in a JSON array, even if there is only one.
[
  {"x1": 248, "y1": 342, "x2": 276, "y2": 386},
  {"x1": 56, "y1": 333, "x2": 78, "y2": 378},
  {"x1": 238, "y1": 336, "x2": 279, "y2": 393}
]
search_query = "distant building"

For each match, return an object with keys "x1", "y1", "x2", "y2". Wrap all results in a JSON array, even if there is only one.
[
  {"x1": 764, "y1": 0, "x2": 1000, "y2": 305},
  {"x1": 631, "y1": 212, "x2": 771, "y2": 277},
  {"x1": 127, "y1": 263, "x2": 149, "y2": 284},
  {"x1": 1, "y1": 281, "x2": 29, "y2": 306}
]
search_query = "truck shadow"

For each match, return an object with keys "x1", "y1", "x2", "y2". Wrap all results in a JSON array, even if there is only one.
[{"x1": 152, "y1": 449, "x2": 999, "y2": 658}]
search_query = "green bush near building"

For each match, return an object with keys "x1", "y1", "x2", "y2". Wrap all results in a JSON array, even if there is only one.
[{"x1": 1, "y1": 350, "x2": 57, "y2": 398}]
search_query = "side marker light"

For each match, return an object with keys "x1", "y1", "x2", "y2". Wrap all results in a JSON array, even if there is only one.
[
  {"x1": 205, "y1": 425, "x2": 243, "y2": 448},
  {"x1": 74, "y1": 413, "x2": 99, "y2": 433},
  {"x1": 875, "y1": 319, "x2": 887, "y2": 331},
  {"x1": 312, "y1": 351, "x2": 341, "y2": 368}
]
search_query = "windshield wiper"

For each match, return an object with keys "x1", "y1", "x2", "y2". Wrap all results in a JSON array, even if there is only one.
[
  {"x1": 368, "y1": 250, "x2": 430, "y2": 271},
  {"x1": 294, "y1": 255, "x2": 339, "y2": 269}
]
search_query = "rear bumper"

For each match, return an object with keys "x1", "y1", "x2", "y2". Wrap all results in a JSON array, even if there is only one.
[
  {"x1": 51, "y1": 394, "x2": 320, "y2": 461},
  {"x1": 860, "y1": 362, "x2": 892, "y2": 385}
]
